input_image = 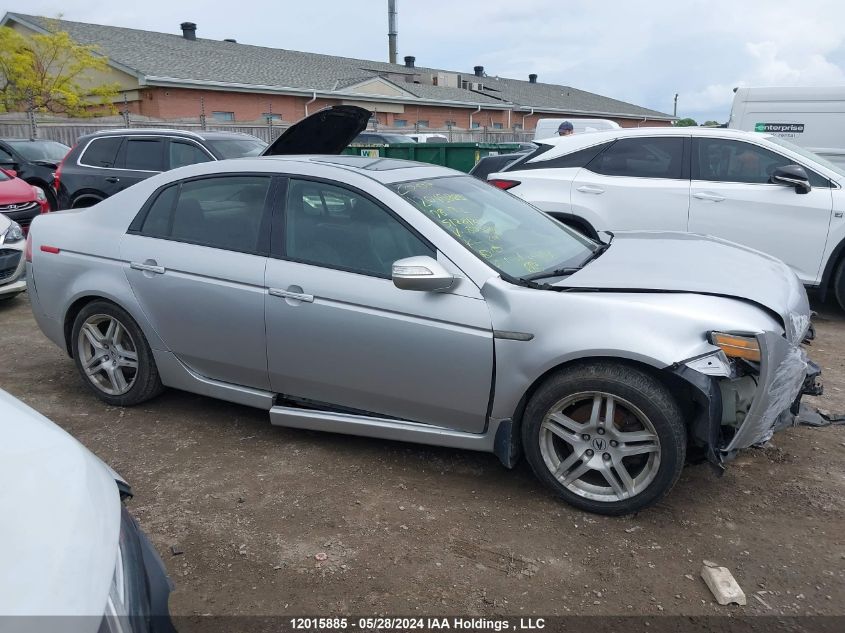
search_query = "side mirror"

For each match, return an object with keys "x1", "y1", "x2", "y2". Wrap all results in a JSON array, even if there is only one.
[
  {"x1": 771, "y1": 164, "x2": 811, "y2": 194},
  {"x1": 392, "y1": 255, "x2": 454, "y2": 291}
]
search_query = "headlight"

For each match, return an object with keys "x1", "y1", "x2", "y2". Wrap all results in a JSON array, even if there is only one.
[
  {"x1": 102, "y1": 506, "x2": 151, "y2": 632},
  {"x1": 33, "y1": 185, "x2": 47, "y2": 202},
  {"x1": 1, "y1": 220, "x2": 24, "y2": 243},
  {"x1": 709, "y1": 331, "x2": 761, "y2": 362}
]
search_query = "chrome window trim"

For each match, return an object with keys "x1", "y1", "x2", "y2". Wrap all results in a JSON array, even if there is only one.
[{"x1": 77, "y1": 135, "x2": 216, "y2": 172}]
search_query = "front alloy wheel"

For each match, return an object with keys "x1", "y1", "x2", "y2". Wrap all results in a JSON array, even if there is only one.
[{"x1": 523, "y1": 362, "x2": 686, "y2": 515}]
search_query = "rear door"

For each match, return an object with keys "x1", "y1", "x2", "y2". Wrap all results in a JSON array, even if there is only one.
[
  {"x1": 121, "y1": 173, "x2": 275, "y2": 388},
  {"x1": 75, "y1": 136, "x2": 126, "y2": 200},
  {"x1": 113, "y1": 137, "x2": 166, "y2": 192},
  {"x1": 570, "y1": 136, "x2": 691, "y2": 231},
  {"x1": 688, "y1": 137, "x2": 833, "y2": 284}
]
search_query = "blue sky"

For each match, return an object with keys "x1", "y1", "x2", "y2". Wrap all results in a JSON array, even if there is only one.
[{"x1": 14, "y1": 0, "x2": 845, "y2": 122}]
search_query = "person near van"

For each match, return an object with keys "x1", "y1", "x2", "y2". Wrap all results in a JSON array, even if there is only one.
[{"x1": 558, "y1": 121, "x2": 574, "y2": 136}]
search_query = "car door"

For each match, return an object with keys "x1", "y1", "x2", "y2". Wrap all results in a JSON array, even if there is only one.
[
  {"x1": 121, "y1": 174, "x2": 275, "y2": 388},
  {"x1": 113, "y1": 137, "x2": 166, "y2": 192},
  {"x1": 264, "y1": 177, "x2": 494, "y2": 432},
  {"x1": 688, "y1": 137, "x2": 833, "y2": 284},
  {"x1": 167, "y1": 139, "x2": 215, "y2": 169},
  {"x1": 570, "y1": 136, "x2": 690, "y2": 231},
  {"x1": 76, "y1": 136, "x2": 126, "y2": 199}
]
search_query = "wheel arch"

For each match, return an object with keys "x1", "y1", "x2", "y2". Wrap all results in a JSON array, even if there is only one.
[
  {"x1": 506, "y1": 355, "x2": 700, "y2": 445},
  {"x1": 818, "y1": 234, "x2": 845, "y2": 301},
  {"x1": 70, "y1": 191, "x2": 106, "y2": 208},
  {"x1": 547, "y1": 212, "x2": 600, "y2": 240}
]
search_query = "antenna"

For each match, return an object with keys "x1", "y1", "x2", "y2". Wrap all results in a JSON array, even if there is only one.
[{"x1": 388, "y1": 0, "x2": 398, "y2": 64}]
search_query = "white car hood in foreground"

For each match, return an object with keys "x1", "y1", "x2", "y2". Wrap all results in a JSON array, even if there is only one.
[
  {"x1": 557, "y1": 231, "x2": 811, "y2": 342},
  {"x1": 0, "y1": 389, "x2": 120, "y2": 616}
]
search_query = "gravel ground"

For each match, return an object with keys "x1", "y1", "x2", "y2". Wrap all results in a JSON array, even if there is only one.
[{"x1": 1, "y1": 292, "x2": 843, "y2": 618}]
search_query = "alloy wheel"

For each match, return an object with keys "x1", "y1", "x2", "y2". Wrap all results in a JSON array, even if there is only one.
[
  {"x1": 76, "y1": 314, "x2": 139, "y2": 396},
  {"x1": 538, "y1": 391, "x2": 662, "y2": 502}
]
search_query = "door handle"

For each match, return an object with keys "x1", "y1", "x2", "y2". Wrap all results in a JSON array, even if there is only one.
[
  {"x1": 130, "y1": 261, "x2": 165, "y2": 274},
  {"x1": 106, "y1": 176, "x2": 120, "y2": 183},
  {"x1": 693, "y1": 192, "x2": 726, "y2": 202},
  {"x1": 269, "y1": 288, "x2": 314, "y2": 303},
  {"x1": 576, "y1": 185, "x2": 605, "y2": 194}
]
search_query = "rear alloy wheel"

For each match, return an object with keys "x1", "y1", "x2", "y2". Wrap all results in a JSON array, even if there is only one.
[
  {"x1": 72, "y1": 301, "x2": 163, "y2": 406},
  {"x1": 522, "y1": 362, "x2": 686, "y2": 515}
]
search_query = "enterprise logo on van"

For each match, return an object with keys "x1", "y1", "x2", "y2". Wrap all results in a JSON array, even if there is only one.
[{"x1": 755, "y1": 122, "x2": 805, "y2": 133}]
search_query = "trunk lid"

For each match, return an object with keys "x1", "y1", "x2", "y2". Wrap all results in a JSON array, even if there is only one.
[{"x1": 262, "y1": 105, "x2": 371, "y2": 156}]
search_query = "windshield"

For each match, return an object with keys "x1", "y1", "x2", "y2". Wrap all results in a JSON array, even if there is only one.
[
  {"x1": 5, "y1": 140, "x2": 69, "y2": 162},
  {"x1": 390, "y1": 176, "x2": 596, "y2": 279},
  {"x1": 765, "y1": 135, "x2": 845, "y2": 179},
  {"x1": 206, "y1": 138, "x2": 267, "y2": 159}
]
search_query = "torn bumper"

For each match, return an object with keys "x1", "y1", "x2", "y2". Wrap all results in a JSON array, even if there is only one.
[{"x1": 674, "y1": 331, "x2": 821, "y2": 465}]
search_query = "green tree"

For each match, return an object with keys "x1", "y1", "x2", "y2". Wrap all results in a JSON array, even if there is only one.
[
  {"x1": 702, "y1": 120, "x2": 722, "y2": 127},
  {"x1": 0, "y1": 23, "x2": 119, "y2": 116},
  {"x1": 674, "y1": 117, "x2": 698, "y2": 127}
]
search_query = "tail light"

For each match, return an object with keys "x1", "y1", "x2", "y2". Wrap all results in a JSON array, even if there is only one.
[
  {"x1": 488, "y1": 178, "x2": 521, "y2": 191},
  {"x1": 53, "y1": 145, "x2": 73, "y2": 192},
  {"x1": 25, "y1": 231, "x2": 32, "y2": 263}
]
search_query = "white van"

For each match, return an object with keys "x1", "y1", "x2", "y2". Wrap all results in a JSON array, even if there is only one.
[
  {"x1": 533, "y1": 118, "x2": 620, "y2": 141},
  {"x1": 729, "y1": 86, "x2": 845, "y2": 168}
]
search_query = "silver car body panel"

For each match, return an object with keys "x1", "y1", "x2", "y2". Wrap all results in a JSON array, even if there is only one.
[{"x1": 26, "y1": 156, "x2": 815, "y2": 462}]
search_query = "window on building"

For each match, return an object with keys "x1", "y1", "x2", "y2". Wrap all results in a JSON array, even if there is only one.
[
  {"x1": 416, "y1": 120, "x2": 429, "y2": 128},
  {"x1": 493, "y1": 122, "x2": 503, "y2": 129},
  {"x1": 262, "y1": 113, "x2": 282, "y2": 122},
  {"x1": 513, "y1": 124, "x2": 523, "y2": 131},
  {"x1": 444, "y1": 120, "x2": 457, "y2": 127},
  {"x1": 393, "y1": 119, "x2": 408, "y2": 128},
  {"x1": 212, "y1": 111, "x2": 235, "y2": 122},
  {"x1": 138, "y1": 176, "x2": 271, "y2": 254},
  {"x1": 471, "y1": 122, "x2": 480, "y2": 129}
]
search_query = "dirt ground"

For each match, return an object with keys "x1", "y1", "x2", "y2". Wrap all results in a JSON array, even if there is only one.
[{"x1": 1, "y1": 292, "x2": 844, "y2": 618}]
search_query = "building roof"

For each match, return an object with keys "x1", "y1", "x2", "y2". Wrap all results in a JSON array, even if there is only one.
[{"x1": 3, "y1": 13, "x2": 673, "y2": 120}]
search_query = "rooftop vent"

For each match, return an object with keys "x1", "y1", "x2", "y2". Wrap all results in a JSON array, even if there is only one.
[
  {"x1": 404, "y1": 55, "x2": 415, "y2": 68},
  {"x1": 529, "y1": 73, "x2": 537, "y2": 84},
  {"x1": 180, "y1": 22, "x2": 197, "y2": 40},
  {"x1": 473, "y1": 65, "x2": 484, "y2": 77},
  {"x1": 223, "y1": 38, "x2": 237, "y2": 43}
]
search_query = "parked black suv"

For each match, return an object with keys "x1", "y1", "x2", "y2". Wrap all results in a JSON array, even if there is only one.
[
  {"x1": 54, "y1": 129, "x2": 267, "y2": 209},
  {"x1": 0, "y1": 138, "x2": 70, "y2": 210}
]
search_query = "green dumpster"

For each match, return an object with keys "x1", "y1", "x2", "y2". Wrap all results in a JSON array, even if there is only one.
[{"x1": 342, "y1": 142, "x2": 521, "y2": 173}]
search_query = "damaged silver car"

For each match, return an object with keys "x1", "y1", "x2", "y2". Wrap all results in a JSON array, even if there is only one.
[{"x1": 26, "y1": 106, "x2": 821, "y2": 515}]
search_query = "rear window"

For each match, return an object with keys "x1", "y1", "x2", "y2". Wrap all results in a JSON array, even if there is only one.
[
  {"x1": 80, "y1": 137, "x2": 123, "y2": 168},
  {"x1": 511, "y1": 142, "x2": 612, "y2": 171},
  {"x1": 5, "y1": 140, "x2": 69, "y2": 162}
]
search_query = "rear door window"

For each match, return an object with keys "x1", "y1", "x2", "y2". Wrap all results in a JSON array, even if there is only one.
[
  {"x1": 80, "y1": 137, "x2": 123, "y2": 168},
  {"x1": 121, "y1": 138, "x2": 166, "y2": 172},
  {"x1": 587, "y1": 137, "x2": 684, "y2": 179},
  {"x1": 135, "y1": 176, "x2": 272, "y2": 255}
]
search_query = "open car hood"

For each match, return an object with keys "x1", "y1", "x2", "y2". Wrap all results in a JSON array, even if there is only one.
[
  {"x1": 556, "y1": 231, "x2": 811, "y2": 342},
  {"x1": 262, "y1": 105, "x2": 371, "y2": 156}
]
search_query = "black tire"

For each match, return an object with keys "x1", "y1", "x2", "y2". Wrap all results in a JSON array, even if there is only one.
[
  {"x1": 71, "y1": 300, "x2": 164, "y2": 406},
  {"x1": 834, "y1": 257, "x2": 845, "y2": 312},
  {"x1": 521, "y1": 361, "x2": 686, "y2": 516}
]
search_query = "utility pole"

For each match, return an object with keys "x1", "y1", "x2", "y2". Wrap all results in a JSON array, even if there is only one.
[
  {"x1": 200, "y1": 95, "x2": 207, "y2": 131},
  {"x1": 388, "y1": 0, "x2": 398, "y2": 64},
  {"x1": 673, "y1": 93, "x2": 678, "y2": 118}
]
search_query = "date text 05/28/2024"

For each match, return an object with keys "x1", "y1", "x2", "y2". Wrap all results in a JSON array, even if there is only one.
[{"x1": 289, "y1": 617, "x2": 546, "y2": 630}]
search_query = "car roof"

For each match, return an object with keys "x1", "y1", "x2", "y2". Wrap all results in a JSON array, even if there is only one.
[
  {"x1": 258, "y1": 155, "x2": 458, "y2": 183},
  {"x1": 76, "y1": 129, "x2": 261, "y2": 142},
  {"x1": 0, "y1": 138, "x2": 67, "y2": 143}
]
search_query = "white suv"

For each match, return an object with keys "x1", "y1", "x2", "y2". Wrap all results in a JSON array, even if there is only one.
[{"x1": 489, "y1": 127, "x2": 845, "y2": 309}]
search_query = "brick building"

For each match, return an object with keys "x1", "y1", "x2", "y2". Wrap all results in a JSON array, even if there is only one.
[{"x1": 2, "y1": 13, "x2": 674, "y2": 131}]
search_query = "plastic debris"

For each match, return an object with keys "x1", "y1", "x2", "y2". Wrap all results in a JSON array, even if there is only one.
[
  {"x1": 170, "y1": 545, "x2": 183, "y2": 556},
  {"x1": 315, "y1": 552, "x2": 328, "y2": 561},
  {"x1": 701, "y1": 561, "x2": 746, "y2": 605}
]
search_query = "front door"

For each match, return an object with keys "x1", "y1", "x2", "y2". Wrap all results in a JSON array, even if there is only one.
[
  {"x1": 265, "y1": 177, "x2": 494, "y2": 432},
  {"x1": 570, "y1": 135, "x2": 691, "y2": 231},
  {"x1": 688, "y1": 137, "x2": 833, "y2": 284},
  {"x1": 121, "y1": 173, "x2": 275, "y2": 388}
]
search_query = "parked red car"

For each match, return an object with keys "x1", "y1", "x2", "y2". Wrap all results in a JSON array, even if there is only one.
[{"x1": 0, "y1": 168, "x2": 49, "y2": 234}]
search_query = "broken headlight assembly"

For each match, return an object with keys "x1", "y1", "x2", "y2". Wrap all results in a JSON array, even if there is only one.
[{"x1": 708, "y1": 332, "x2": 761, "y2": 362}]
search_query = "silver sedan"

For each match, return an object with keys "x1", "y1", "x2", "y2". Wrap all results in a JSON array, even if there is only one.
[{"x1": 26, "y1": 150, "x2": 820, "y2": 515}]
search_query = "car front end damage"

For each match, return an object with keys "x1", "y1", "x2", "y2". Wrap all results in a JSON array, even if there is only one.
[{"x1": 674, "y1": 319, "x2": 822, "y2": 466}]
